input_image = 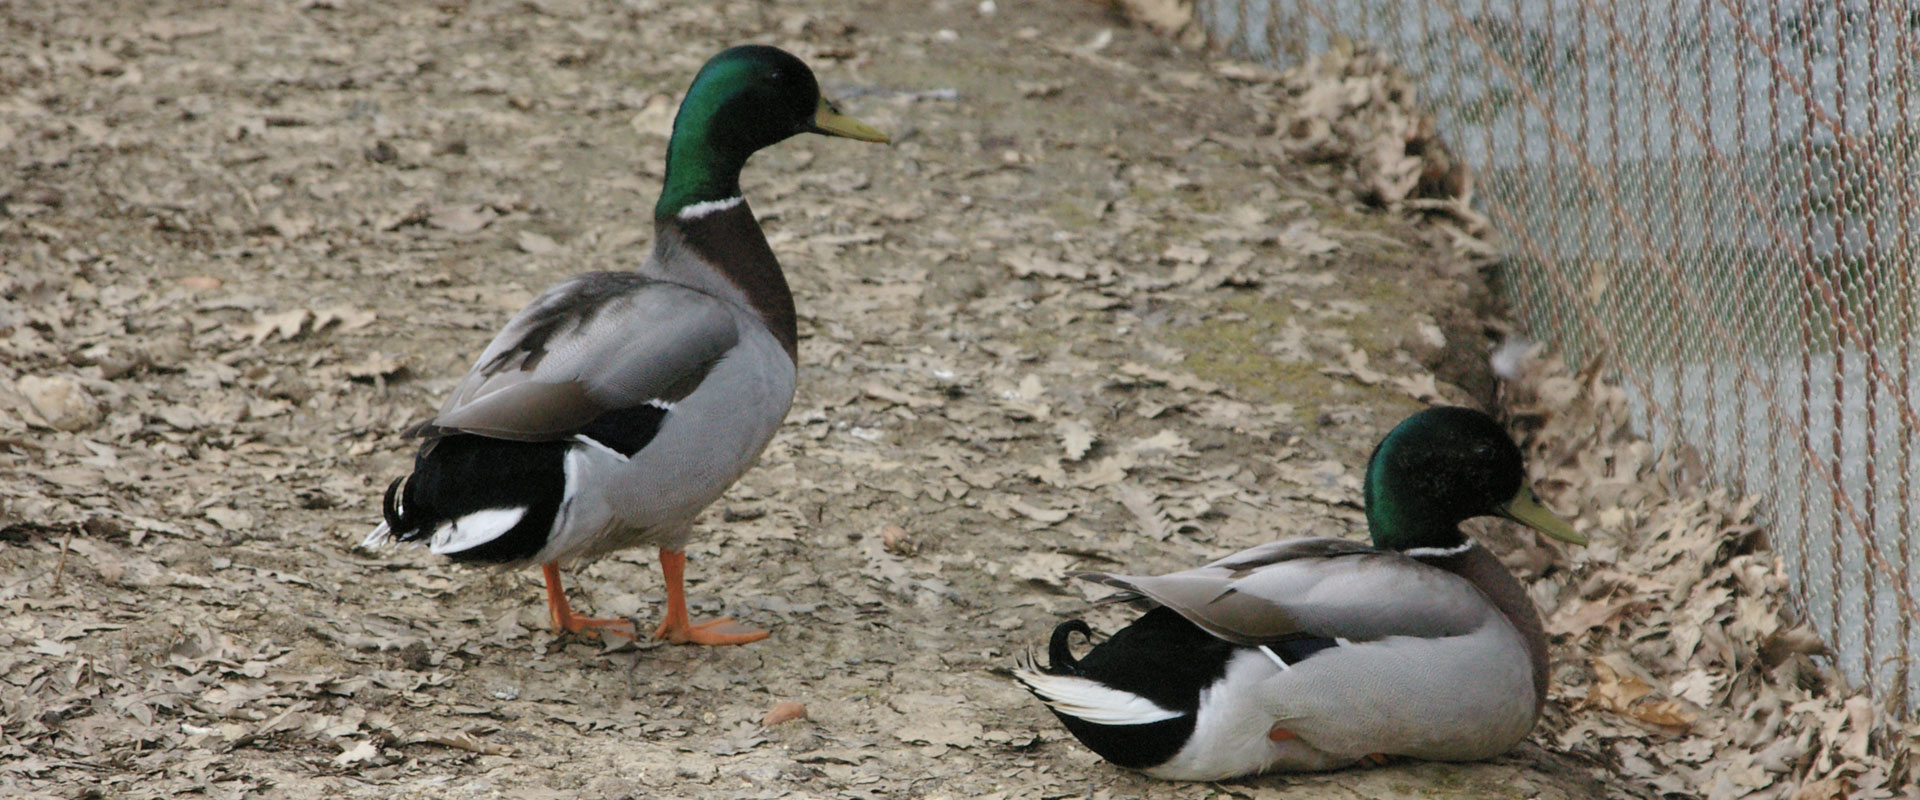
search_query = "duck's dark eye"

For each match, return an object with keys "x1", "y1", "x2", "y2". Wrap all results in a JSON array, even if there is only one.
[{"x1": 768, "y1": 70, "x2": 784, "y2": 82}]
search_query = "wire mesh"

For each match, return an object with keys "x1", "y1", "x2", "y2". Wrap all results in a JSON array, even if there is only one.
[{"x1": 1192, "y1": 0, "x2": 1919, "y2": 715}]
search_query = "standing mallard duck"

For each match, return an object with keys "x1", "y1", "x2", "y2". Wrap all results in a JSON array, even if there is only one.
[
  {"x1": 1014, "y1": 406, "x2": 1587, "y2": 779},
  {"x1": 362, "y1": 45, "x2": 888, "y2": 645}
]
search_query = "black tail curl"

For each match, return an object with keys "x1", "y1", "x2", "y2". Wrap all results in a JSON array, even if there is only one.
[
  {"x1": 1045, "y1": 619, "x2": 1095, "y2": 674},
  {"x1": 381, "y1": 475, "x2": 416, "y2": 538}
]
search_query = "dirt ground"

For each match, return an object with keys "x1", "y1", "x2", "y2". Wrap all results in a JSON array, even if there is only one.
[{"x1": 1, "y1": 1, "x2": 1632, "y2": 798}]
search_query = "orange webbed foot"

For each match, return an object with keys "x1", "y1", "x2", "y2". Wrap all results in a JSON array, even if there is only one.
[
  {"x1": 651, "y1": 548, "x2": 768, "y2": 645},
  {"x1": 541, "y1": 563, "x2": 638, "y2": 640},
  {"x1": 654, "y1": 616, "x2": 769, "y2": 646},
  {"x1": 556, "y1": 613, "x2": 639, "y2": 640}
]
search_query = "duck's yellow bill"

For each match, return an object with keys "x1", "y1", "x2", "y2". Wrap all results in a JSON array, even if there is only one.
[
  {"x1": 1500, "y1": 486, "x2": 1588, "y2": 546},
  {"x1": 813, "y1": 96, "x2": 889, "y2": 143}
]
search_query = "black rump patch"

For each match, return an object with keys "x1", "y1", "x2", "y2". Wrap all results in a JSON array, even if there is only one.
[
  {"x1": 1033, "y1": 607, "x2": 1237, "y2": 770},
  {"x1": 380, "y1": 400, "x2": 679, "y2": 563},
  {"x1": 575, "y1": 402, "x2": 670, "y2": 457},
  {"x1": 382, "y1": 434, "x2": 567, "y2": 564}
]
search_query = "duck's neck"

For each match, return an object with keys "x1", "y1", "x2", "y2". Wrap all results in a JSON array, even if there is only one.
[
  {"x1": 1363, "y1": 467, "x2": 1471, "y2": 555},
  {"x1": 1413, "y1": 543, "x2": 1550, "y2": 710},
  {"x1": 650, "y1": 202, "x2": 798, "y2": 363},
  {"x1": 655, "y1": 114, "x2": 748, "y2": 220}
]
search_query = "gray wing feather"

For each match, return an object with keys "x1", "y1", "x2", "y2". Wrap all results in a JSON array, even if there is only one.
[
  {"x1": 429, "y1": 275, "x2": 740, "y2": 440},
  {"x1": 1082, "y1": 538, "x2": 1495, "y2": 646}
]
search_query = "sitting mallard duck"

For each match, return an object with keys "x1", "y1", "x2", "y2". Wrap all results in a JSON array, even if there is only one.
[
  {"x1": 362, "y1": 45, "x2": 887, "y2": 645},
  {"x1": 1014, "y1": 406, "x2": 1586, "y2": 779}
]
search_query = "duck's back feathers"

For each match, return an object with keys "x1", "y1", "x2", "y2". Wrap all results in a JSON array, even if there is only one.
[
  {"x1": 423, "y1": 272, "x2": 740, "y2": 442},
  {"x1": 1079, "y1": 538, "x2": 1498, "y2": 647}
]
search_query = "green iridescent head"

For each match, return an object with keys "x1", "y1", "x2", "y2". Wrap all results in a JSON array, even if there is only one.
[
  {"x1": 655, "y1": 45, "x2": 888, "y2": 219},
  {"x1": 1362, "y1": 406, "x2": 1586, "y2": 552}
]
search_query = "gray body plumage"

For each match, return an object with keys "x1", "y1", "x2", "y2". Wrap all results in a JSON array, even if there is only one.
[
  {"x1": 368, "y1": 219, "x2": 796, "y2": 567},
  {"x1": 1067, "y1": 538, "x2": 1541, "y2": 778}
]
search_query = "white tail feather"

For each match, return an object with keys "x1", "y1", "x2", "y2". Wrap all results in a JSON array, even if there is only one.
[
  {"x1": 428, "y1": 507, "x2": 528, "y2": 555},
  {"x1": 1012, "y1": 668, "x2": 1184, "y2": 726},
  {"x1": 361, "y1": 522, "x2": 393, "y2": 549}
]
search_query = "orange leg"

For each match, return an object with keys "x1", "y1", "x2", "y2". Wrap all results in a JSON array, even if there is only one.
[
  {"x1": 541, "y1": 563, "x2": 637, "y2": 639},
  {"x1": 1361, "y1": 752, "x2": 1392, "y2": 766},
  {"x1": 652, "y1": 548, "x2": 768, "y2": 645},
  {"x1": 1268, "y1": 726, "x2": 1298, "y2": 741}
]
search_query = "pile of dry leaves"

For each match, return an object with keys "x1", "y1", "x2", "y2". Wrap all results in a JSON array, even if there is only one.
[
  {"x1": 1107, "y1": 3, "x2": 1480, "y2": 233},
  {"x1": 1268, "y1": 37, "x2": 1486, "y2": 240},
  {"x1": 1503, "y1": 351, "x2": 1918, "y2": 799}
]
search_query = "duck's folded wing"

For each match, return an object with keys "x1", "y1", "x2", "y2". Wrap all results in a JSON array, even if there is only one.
[
  {"x1": 424, "y1": 272, "x2": 740, "y2": 441},
  {"x1": 1080, "y1": 538, "x2": 1494, "y2": 646}
]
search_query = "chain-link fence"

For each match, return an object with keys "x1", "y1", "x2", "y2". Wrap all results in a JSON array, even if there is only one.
[{"x1": 1192, "y1": 0, "x2": 1918, "y2": 714}]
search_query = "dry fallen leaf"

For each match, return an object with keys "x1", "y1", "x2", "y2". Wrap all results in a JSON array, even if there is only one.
[
  {"x1": 405, "y1": 730, "x2": 510, "y2": 755},
  {"x1": 1585, "y1": 654, "x2": 1660, "y2": 720},
  {"x1": 16, "y1": 374, "x2": 102, "y2": 432},
  {"x1": 1547, "y1": 596, "x2": 1636, "y2": 637},
  {"x1": 203, "y1": 507, "x2": 254, "y2": 532},
  {"x1": 1007, "y1": 499, "x2": 1071, "y2": 526},
  {"x1": 1055, "y1": 419, "x2": 1096, "y2": 462},
  {"x1": 1127, "y1": 429, "x2": 1195, "y2": 458},
  {"x1": 881, "y1": 525, "x2": 915, "y2": 556},
  {"x1": 266, "y1": 207, "x2": 316, "y2": 239},
  {"x1": 864, "y1": 383, "x2": 941, "y2": 410},
  {"x1": 333, "y1": 740, "x2": 381, "y2": 766},
  {"x1": 761, "y1": 701, "x2": 808, "y2": 727},
  {"x1": 1788, "y1": 776, "x2": 1852, "y2": 800},
  {"x1": 1112, "y1": 482, "x2": 1175, "y2": 541},
  {"x1": 1276, "y1": 220, "x2": 1340, "y2": 256},
  {"x1": 1117, "y1": 0, "x2": 1193, "y2": 35},
  {"x1": 1117, "y1": 362, "x2": 1219, "y2": 394},
  {"x1": 428, "y1": 203, "x2": 497, "y2": 234},
  {"x1": 238, "y1": 308, "x2": 313, "y2": 344},
  {"x1": 343, "y1": 352, "x2": 406, "y2": 381},
  {"x1": 313, "y1": 306, "x2": 377, "y2": 333},
  {"x1": 515, "y1": 230, "x2": 561, "y2": 255}
]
